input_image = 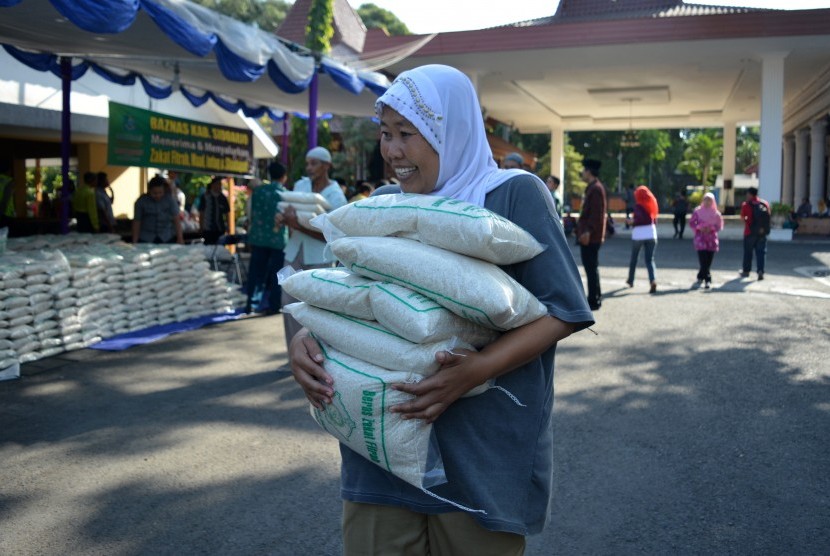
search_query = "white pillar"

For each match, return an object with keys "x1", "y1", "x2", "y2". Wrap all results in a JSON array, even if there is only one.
[
  {"x1": 809, "y1": 118, "x2": 827, "y2": 209},
  {"x1": 550, "y1": 126, "x2": 565, "y2": 204},
  {"x1": 782, "y1": 135, "x2": 795, "y2": 206},
  {"x1": 722, "y1": 122, "x2": 736, "y2": 210},
  {"x1": 794, "y1": 128, "x2": 809, "y2": 206},
  {"x1": 758, "y1": 52, "x2": 786, "y2": 203}
]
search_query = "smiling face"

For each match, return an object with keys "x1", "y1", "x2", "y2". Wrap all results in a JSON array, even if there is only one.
[{"x1": 379, "y1": 106, "x2": 439, "y2": 194}]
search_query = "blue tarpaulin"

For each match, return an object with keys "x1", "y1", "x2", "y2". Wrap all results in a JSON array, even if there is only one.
[{"x1": 89, "y1": 310, "x2": 245, "y2": 351}]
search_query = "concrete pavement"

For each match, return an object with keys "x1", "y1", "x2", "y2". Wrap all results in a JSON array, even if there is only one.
[{"x1": 1, "y1": 235, "x2": 829, "y2": 555}]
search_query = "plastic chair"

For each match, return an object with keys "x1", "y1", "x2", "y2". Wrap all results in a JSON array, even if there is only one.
[{"x1": 210, "y1": 233, "x2": 247, "y2": 286}]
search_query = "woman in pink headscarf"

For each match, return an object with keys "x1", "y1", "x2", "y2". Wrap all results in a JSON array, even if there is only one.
[
  {"x1": 625, "y1": 185, "x2": 659, "y2": 293},
  {"x1": 688, "y1": 192, "x2": 724, "y2": 288}
]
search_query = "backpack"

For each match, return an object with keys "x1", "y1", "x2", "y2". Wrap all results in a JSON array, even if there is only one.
[{"x1": 750, "y1": 201, "x2": 771, "y2": 236}]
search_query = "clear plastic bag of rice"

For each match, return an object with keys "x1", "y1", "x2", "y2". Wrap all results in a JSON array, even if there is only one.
[
  {"x1": 330, "y1": 236, "x2": 547, "y2": 331},
  {"x1": 315, "y1": 193, "x2": 544, "y2": 264}
]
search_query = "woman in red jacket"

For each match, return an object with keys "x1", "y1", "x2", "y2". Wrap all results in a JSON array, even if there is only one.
[{"x1": 625, "y1": 185, "x2": 659, "y2": 293}]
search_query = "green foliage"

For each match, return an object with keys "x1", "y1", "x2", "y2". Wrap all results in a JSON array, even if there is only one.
[
  {"x1": 288, "y1": 116, "x2": 332, "y2": 184},
  {"x1": 678, "y1": 129, "x2": 723, "y2": 187},
  {"x1": 330, "y1": 116, "x2": 379, "y2": 184},
  {"x1": 736, "y1": 125, "x2": 760, "y2": 173},
  {"x1": 233, "y1": 186, "x2": 248, "y2": 224},
  {"x1": 25, "y1": 166, "x2": 76, "y2": 204},
  {"x1": 564, "y1": 140, "x2": 587, "y2": 199},
  {"x1": 357, "y1": 3, "x2": 410, "y2": 35},
  {"x1": 770, "y1": 202, "x2": 793, "y2": 216},
  {"x1": 688, "y1": 189, "x2": 704, "y2": 208},
  {"x1": 306, "y1": 0, "x2": 334, "y2": 53},
  {"x1": 191, "y1": 0, "x2": 290, "y2": 32},
  {"x1": 179, "y1": 174, "x2": 213, "y2": 209}
]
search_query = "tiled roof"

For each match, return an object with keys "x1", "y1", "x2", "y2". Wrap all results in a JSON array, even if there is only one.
[
  {"x1": 275, "y1": 0, "x2": 311, "y2": 45},
  {"x1": 276, "y1": 0, "x2": 366, "y2": 56},
  {"x1": 550, "y1": 0, "x2": 772, "y2": 22},
  {"x1": 654, "y1": 3, "x2": 772, "y2": 17}
]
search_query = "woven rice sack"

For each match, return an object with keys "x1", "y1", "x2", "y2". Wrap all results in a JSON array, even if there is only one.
[
  {"x1": 319, "y1": 193, "x2": 544, "y2": 264},
  {"x1": 330, "y1": 236, "x2": 547, "y2": 331}
]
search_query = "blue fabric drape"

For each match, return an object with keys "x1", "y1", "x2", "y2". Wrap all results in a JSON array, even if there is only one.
[{"x1": 0, "y1": 0, "x2": 388, "y2": 119}]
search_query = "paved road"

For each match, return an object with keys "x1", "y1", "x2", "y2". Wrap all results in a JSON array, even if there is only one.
[{"x1": 1, "y1": 235, "x2": 829, "y2": 555}]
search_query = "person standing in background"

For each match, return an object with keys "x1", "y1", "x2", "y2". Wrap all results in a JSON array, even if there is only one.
[
  {"x1": 73, "y1": 172, "x2": 99, "y2": 233},
  {"x1": 503, "y1": 152, "x2": 524, "y2": 169},
  {"x1": 95, "y1": 171, "x2": 116, "y2": 233},
  {"x1": 739, "y1": 186, "x2": 771, "y2": 280},
  {"x1": 245, "y1": 161, "x2": 288, "y2": 315},
  {"x1": 625, "y1": 185, "x2": 659, "y2": 293},
  {"x1": 132, "y1": 175, "x2": 183, "y2": 244},
  {"x1": 278, "y1": 147, "x2": 347, "y2": 353},
  {"x1": 199, "y1": 176, "x2": 230, "y2": 245},
  {"x1": 689, "y1": 192, "x2": 724, "y2": 289},
  {"x1": 545, "y1": 175, "x2": 561, "y2": 216},
  {"x1": 576, "y1": 158, "x2": 607, "y2": 311},
  {"x1": 672, "y1": 191, "x2": 689, "y2": 239},
  {"x1": 623, "y1": 183, "x2": 635, "y2": 229}
]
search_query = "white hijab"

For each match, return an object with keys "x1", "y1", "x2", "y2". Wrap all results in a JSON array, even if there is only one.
[{"x1": 376, "y1": 64, "x2": 529, "y2": 207}]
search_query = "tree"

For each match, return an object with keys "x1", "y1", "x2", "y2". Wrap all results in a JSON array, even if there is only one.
[
  {"x1": 306, "y1": 0, "x2": 334, "y2": 53},
  {"x1": 678, "y1": 129, "x2": 723, "y2": 188},
  {"x1": 191, "y1": 0, "x2": 290, "y2": 32},
  {"x1": 736, "y1": 126, "x2": 760, "y2": 173},
  {"x1": 330, "y1": 116, "x2": 379, "y2": 184},
  {"x1": 357, "y1": 3, "x2": 410, "y2": 35}
]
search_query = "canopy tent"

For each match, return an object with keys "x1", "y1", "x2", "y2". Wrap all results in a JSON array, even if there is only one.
[
  {"x1": 0, "y1": 0, "x2": 390, "y2": 118},
  {"x1": 0, "y1": 0, "x2": 390, "y2": 233}
]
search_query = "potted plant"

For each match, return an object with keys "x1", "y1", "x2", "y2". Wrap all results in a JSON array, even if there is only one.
[
  {"x1": 770, "y1": 202, "x2": 793, "y2": 229},
  {"x1": 769, "y1": 202, "x2": 794, "y2": 241}
]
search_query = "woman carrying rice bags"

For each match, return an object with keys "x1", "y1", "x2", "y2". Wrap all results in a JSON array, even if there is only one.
[{"x1": 289, "y1": 64, "x2": 594, "y2": 554}]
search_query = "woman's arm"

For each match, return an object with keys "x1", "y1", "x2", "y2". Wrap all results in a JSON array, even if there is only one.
[{"x1": 390, "y1": 315, "x2": 576, "y2": 423}]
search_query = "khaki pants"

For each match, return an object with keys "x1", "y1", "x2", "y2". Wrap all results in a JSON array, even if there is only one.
[{"x1": 342, "y1": 501, "x2": 526, "y2": 556}]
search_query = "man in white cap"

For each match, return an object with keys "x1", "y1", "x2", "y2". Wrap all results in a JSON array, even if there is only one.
[
  {"x1": 503, "y1": 152, "x2": 524, "y2": 169},
  {"x1": 279, "y1": 146, "x2": 348, "y2": 351}
]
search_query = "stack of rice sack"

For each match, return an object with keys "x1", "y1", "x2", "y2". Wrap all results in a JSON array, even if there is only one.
[
  {"x1": 281, "y1": 193, "x2": 547, "y2": 495},
  {"x1": 0, "y1": 235, "x2": 246, "y2": 372},
  {"x1": 277, "y1": 191, "x2": 331, "y2": 229},
  {"x1": 0, "y1": 250, "x2": 71, "y2": 366}
]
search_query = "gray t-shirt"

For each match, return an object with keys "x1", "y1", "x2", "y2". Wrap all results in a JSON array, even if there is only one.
[
  {"x1": 134, "y1": 194, "x2": 179, "y2": 243},
  {"x1": 339, "y1": 174, "x2": 594, "y2": 535}
]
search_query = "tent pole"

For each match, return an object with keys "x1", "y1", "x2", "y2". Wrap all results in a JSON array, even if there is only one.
[
  {"x1": 308, "y1": 70, "x2": 319, "y2": 150},
  {"x1": 60, "y1": 57, "x2": 72, "y2": 235},
  {"x1": 281, "y1": 115, "x2": 289, "y2": 165}
]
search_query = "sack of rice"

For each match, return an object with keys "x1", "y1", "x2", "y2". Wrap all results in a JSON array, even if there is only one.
[
  {"x1": 317, "y1": 193, "x2": 544, "y2": 264},
  {"x1": 278, "y1": 191, "x2": 332, "y2": 211},
  {"x1": 369, "y1": 282, "x2": 501, "y2": 347},
  {"x1": 277, "y1": 201, "x2": 326, "y2": 215},
  {"x1": 310, "y1": 340, "x2": 443, "y2": 489},
  {"x1": 330, "y1": 236, "x2": 547, "y2": 331},
  {"x1": 283, "y1": 302, "x2": 473, "y2": 376},
  {"x1": 279, "y1": 268, "x2": 375, "y2": 321}
]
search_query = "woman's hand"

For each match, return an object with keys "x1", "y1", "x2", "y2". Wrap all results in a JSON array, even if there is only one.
[
  {"x1": 390, "y1": 349, "x2": 489, "y2": 424},
  {"x1": 288, "y1": 329, "x2": 333, "y2": 410}
]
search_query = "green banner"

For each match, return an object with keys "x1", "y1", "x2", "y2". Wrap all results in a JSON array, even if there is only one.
[{"x1": 107, "y1": 101, "x2": 254, "y2": 176}]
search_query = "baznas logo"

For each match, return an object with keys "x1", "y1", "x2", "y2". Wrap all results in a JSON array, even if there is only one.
[
  {"x1": 315, "y1": 391, "x2": 356, "y2": 441},
  {"x1": 123, "y1": 115, "x2": 136, "y2": 132}
]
